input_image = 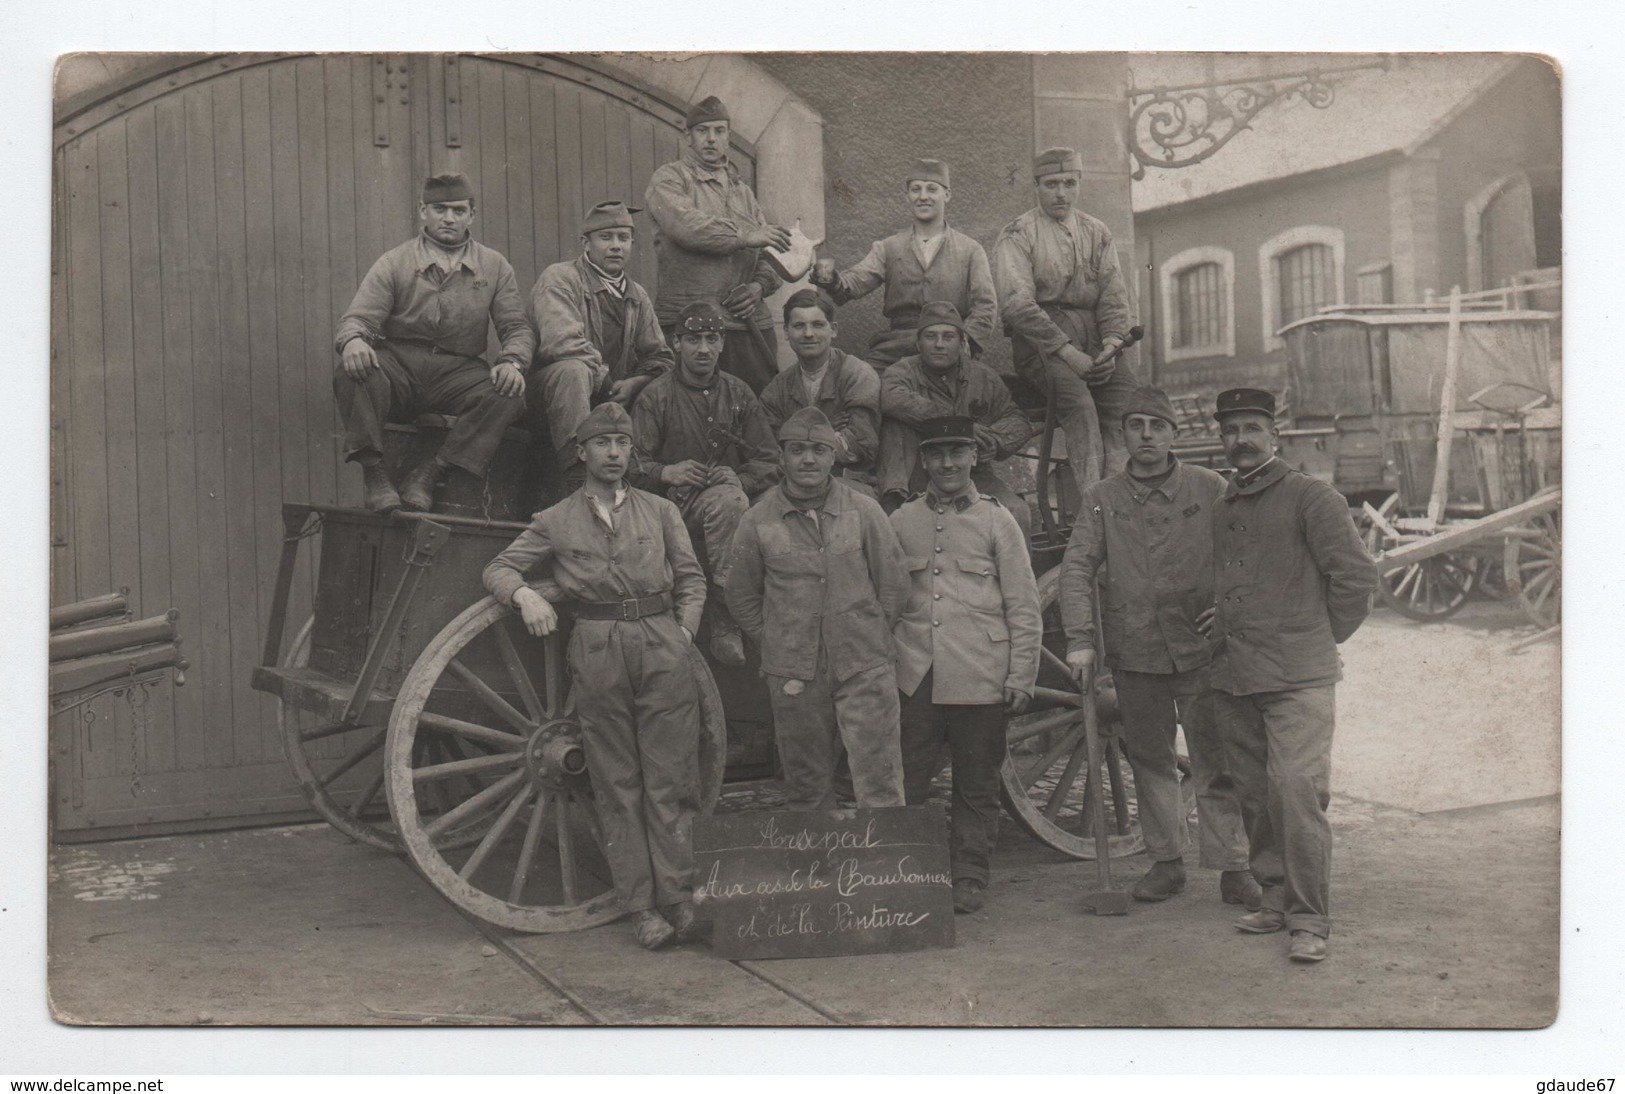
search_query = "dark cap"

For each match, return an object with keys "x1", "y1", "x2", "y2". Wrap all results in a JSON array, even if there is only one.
[
  {"x1": 1121, "y1": 385, "x2": 1179, "y2": 428},
  {"x1": 684, "y1": 95, "x2": 730, "y2": 128},
  {"x1": 1033, "y1": 147, "x2": 1084, "y2": 178},
  {"x1": 575, "y1": 401, "x2": 636, "y2": 445},
  {"x1": 422, "y1": 172, "x2": 475, "y2": 204},
  {"x1": 917, "y1": 415, "x2": 977, "y2": 448},
  {"x1": 905, "y1": 158, "x2": 950, "y2": 187},
  {"x1": 1214, "y1": 388, "x2": 1278, "y2": 421},
  {"x1": 582, "y1": 201, "x2": 639, "y2": 234},
  {"x1": 674, "y1": 301, "x2": 729, "y2": 333},
  {"x1": 778, "y1": 407, "x2": 839, "y2": 448},
  {"x1": 916, "y1": 300, "x2": 966, "y2": 335}
]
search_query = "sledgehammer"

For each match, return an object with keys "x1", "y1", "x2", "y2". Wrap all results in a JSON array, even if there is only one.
[{"x1": 1079, "y1": 674, "x2": 1130, "y2": 915}]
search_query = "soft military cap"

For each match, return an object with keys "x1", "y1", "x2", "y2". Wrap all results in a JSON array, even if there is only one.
[
  {"x1": 1121, "y1": 385, "x2": 1180, "y2": 428},
  {"x1": 917, "y1": 415, "x2": 977, "y2": 448},
  {"x1": 674, "y1": 300, "x2": 730, "y2": 333},
  {"x1": 422, "y1": 172, "x2": 475, "y2": 204},
  {"x1": 778, "y1": 406, "x2": 839, "y2": 448},
  {"x1": 685, "y1": 95, "x2": 731, "y2": 128},
  {"x1": 906, "y1": 158, "x2": 950, "y2": 187},
  {"x1": 575, "y1": 401, "x2": 636, "y2": 445},
  {"x1": 1032, "y1": 147, "x2": 1084, "y2": 178},
  {"x1": 582, "y1": 201, "x2": 639, "y2": 234},
  {"x1": 916, "y1": 300, "x2": 966, "y2": 335},
  {"x1": 1214, "y1": 387, "x2": 1278, "y2": 421}
]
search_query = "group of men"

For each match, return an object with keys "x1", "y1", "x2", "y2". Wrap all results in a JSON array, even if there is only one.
[{"x1": 335, "y1": 91, "x2": 1379, "y2": 964}]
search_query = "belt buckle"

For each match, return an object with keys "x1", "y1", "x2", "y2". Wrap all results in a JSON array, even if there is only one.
[{"x1": 621, "y1": 598, "x2": 639, "y2": 621}]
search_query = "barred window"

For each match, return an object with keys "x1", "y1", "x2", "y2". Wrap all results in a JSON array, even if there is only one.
[
  {"x1": 1276, "y1": 243, "x2": 1337, "y2": 326},
  {"x1": 1173, "y1": 262, "x2": 1226, "y2": 349}
]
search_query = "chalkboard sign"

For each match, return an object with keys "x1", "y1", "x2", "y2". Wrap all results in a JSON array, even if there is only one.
[{"x1": 692, "y1": 806, "x2": 955, "y2": 960}]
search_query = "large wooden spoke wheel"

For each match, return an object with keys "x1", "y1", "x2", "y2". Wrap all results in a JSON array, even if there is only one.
[
  {"x1": 278, "y1": 617, "x2": 401, "y2": 852},
  {"x1": 1503, "y1": 503, "x2": 1561, "y2": 628},
  {"x1": 385, "y1": 594, "x2": 726, "y2": 933},
  {"x1": 998, "y1": 566, "x2": 1195, "y2": 860},
  {"x1": 1364, "y1": 493, "x2": 1482, "y2": 623}
]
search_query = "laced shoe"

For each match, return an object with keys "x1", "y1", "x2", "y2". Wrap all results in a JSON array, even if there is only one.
[
  {"x1": 1131, "y1": 858, "x2": 1187, "y2": 902},
  {"x1": 1220, "y1": 870, "x2": 1264, "y2": 911},
  {"x1": 1289, "y1": 930, "x2": 1329, "y2": 963},
  {"x1": 361, "y1": 463, "x2": 402, "y2": 513},
  {"x1": 399, "y1": 460, "x2": 445, "y2": 512},
  {"x1": 632, "y1": 909, "x2": 676, "y2": 951},
  {"x1": 1235, "y1": 909, "x2": 1287, "y2": 934},
  {"x1": 952, "y1": 879, "x2": 986, "y2": 914}
]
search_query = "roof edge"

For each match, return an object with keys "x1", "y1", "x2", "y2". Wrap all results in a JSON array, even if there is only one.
[
  {"x1": 1400, "y1": 55, "x2": 1530, "y2": 157},
  {"x1": 1135, "y1": 150, "x2": 1402, "y2": 219}
]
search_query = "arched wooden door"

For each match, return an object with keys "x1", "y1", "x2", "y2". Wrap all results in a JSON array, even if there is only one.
[{"x1": 51, "y1": 52, "x2": 748, "y2": 836}]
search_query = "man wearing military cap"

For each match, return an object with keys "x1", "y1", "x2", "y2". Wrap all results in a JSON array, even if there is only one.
[
  {"x1": 482, "y1": 400, "x2": 708, "y2": 951},
  {"x1": 726, "y1": 407, "x2": 910, "y2": 811},
  {"x1": 334, "y1": 172, "x2": 535, "y2": 513},
  {"x1": 890, "y1": 415, "x2": 1041, "y2": 913},
  {"x1": 528, "y1": 200, "x2": 674, "y2": 506},
  {"x1": 878, "y1": 301, "x2": 1035, "y2": 530},
  {"x1": 758, "y1": 289, "x2": 883, "y2": 493},
  {"x1": 1200, "y1": 387, "x2": 1378, "y2": 963},
  {"x1": 809, "y1": 158, "x2": 998, "y2": 367},
  {"x1": 991, "y1": 147, "x2": 1138, "y2": 489},
  {"x1": 631, "y1": 300, "x2": 781, "y2": 666},
  {"x1": 645, "y1": 95, "x2": 791, "y2": 393},
  {"x1": 1059, "y1": 384, "x2": 1258, "y2": 910}
]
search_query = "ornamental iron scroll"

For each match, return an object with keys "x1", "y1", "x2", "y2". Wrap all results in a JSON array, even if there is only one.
[{"x1": 1127, "y1": 59, "x2": 1391, "y2": 180}]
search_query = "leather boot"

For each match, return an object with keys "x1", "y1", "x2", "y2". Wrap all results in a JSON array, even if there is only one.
[
  {"x1": 952, "y1": 879, "x2": 986, "y2": 914},
  {"x1": 1131, "y1": 858, "x2": 1187, "y2": 902},
  {"x1": 399, "y1": 460, "x2": 445, "y2": 512},
  {"x1": 360, "y1": 462, "x2": 402, "y2": 513},
  {"x1": 1220, "y1": 869, "x2": 1264, "y2": 911},
  {"x1": 632, "y1": 909, "x2": 676, "y2": 951},
  {"x1": 708, "y1": 612, "x2": 746, "y2": 667}
]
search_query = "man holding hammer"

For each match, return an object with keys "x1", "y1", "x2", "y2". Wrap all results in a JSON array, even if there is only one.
[{"x1": 1060, "y1": 385, "x2": 1258, "y2": 910}]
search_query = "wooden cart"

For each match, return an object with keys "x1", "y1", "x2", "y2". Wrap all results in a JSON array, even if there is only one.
[{"x1": 1275, "y1": 287, "x2": 1560, "y2": 625}]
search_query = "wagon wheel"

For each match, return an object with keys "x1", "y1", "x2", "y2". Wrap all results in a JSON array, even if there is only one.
[
  {"x1": 1503, "y1": 503, "x2": 1561, "y2": 628},
  {"x1": 999, "y1": 566, "x2": 1196, "y2": 860},
  {"x1": 277, "y1": 616, "x2": 400, "y2": 852},
  {"x1": 1378, "y1": 549, "x2": 1483, "y2": 622},
  {"x1": 385, "y1": 594, "x2": 726, "y2": 933},
  {"x1": 1362, "y1": 494, "x2": 1483, "y2": 622}
]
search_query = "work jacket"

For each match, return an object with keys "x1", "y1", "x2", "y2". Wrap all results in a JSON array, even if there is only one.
[
  {"x1": 482, "y1": 486, "x2": 708, "y2": 639},
  {"x1": 757, "y1": 349, "x2": 882, "y2": 474},
  {"x1": 644, "y1": 149, "x2": 782, "y2": 331},
  {"x1": 1060, "y1": 460, "x2": 1227, "y2": 673},
  {"x1": 890, "y1": 489, "x2": 1041, "y2": 704},
  {"x1": 724, "y1": 479, "x2": 909, "y2": 683},
  {"x1": 529, "y1": 254, "x2": 673, "y2": 390},
  {"x1": 629, "y1": 368, "x2": 781, "y2": 498},
  {"x1": 335, "y1": 232, "x2": 535, "y2": 365},
  {"x1": 879, "y1": 357, "x2": 1034, "y2": 460},
  {"x1": 826, "y1": 226, "x2": 999, "y2": 360},
  {"x1": 991, "y1": 207, "x2": 1132, "y2": 361},
  {"x1": 1209, "y1": 459, "x2": 1379, "y2": 695}
]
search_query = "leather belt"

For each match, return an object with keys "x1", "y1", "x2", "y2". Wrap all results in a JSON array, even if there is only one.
[{"x1": 572, "y1": 592, "x2": 673, "y2": 621}]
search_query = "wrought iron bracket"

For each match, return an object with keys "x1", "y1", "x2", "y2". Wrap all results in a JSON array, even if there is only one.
[{"x1": 1127, "y1": 59, "x2": 1390, "y2": 179}]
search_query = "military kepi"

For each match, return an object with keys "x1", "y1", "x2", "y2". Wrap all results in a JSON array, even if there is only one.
[
  {"x1": 778, "y1": 407, "x2": 840, "y2": 448},
  {"x1": 917, "y1": 415, "x2": 977, "y2": 448},
  {"x1": 422, "y1": 172, "x2": 475, "y2": 204},
  {"x1": 1214, "y1": 387, "x2": 1278, "y2": 421},
  {"x1": 1033, "y1": 147, "x2": 1084, "y2": 178},
  {"x1": 916, "y1": 300, "x2": 966, "y2": 334},
  {"x1": 575, "y1": 401, "x2": 636, "y2": 445},
  {"x1": 675, "y1": 300, "x2": 729, "y2": 333},
  {"x1": 1121, "y1": 385, "x2": 1180, "y2": 428},
  {"x1": 582, "y1": 201, "x2": 639, "y2": 234},
  {"x1": 685, "y1": 95, "x2": 730, "y2": 128}
]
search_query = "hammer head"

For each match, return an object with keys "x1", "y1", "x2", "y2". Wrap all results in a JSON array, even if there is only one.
[{"x1": 1081, "y1": 889, "x2": 1131, "y2": 916}]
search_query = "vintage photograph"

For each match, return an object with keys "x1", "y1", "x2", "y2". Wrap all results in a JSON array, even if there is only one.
[{"x1": 46, "y1": 50, "x2": 1560, "y2": 1028}]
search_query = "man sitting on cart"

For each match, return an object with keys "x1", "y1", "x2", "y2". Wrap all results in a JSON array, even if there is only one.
[
  {"x1": 878, "y1": 301, "x2": 1035, "y2": 532},
  {"x1": 333, "y1": 172, "x2": 536, "y2": 514},
  {"x1": 630, "y1": 300, "x2": 780, "y2": 666},
  {"x1": 481, "y1": 401, "x2": 708, "y2": 952},
  {"x1": 757, "y1": 288, "x2": 882, "y2": 496},
  {"x1": 528, "y1": 200, "x2": 674, "y2": 506}
]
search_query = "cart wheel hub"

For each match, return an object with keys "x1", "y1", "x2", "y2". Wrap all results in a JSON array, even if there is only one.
[{"x1": 525, "y1": 718, "x2": 586, "y2": 788}]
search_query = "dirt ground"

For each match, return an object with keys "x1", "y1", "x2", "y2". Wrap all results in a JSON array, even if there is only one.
[{"x1": 46, "y1": 597, "x2": 1561, "y2": 1029}]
